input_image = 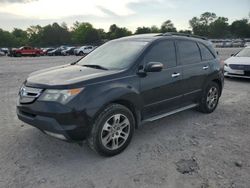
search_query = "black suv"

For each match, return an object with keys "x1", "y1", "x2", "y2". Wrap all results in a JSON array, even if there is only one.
[{"x1": 17, "y1": 33, "x2": 224, "y2": 156}]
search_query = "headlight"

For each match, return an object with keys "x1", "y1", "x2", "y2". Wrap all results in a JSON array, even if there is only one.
[
  {"x1": 38, "y1": 88, "x2": 84, "y2": 104},
  {"x1": 224, "y1": 63, "x2": 228, "y2": 67}
]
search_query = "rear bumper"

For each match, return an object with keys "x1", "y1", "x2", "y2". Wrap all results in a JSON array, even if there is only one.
[{"x1": 16, "y1": 101, "x2": 92, "y2": 141}]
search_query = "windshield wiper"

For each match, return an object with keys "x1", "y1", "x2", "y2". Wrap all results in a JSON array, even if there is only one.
[{"x1": 82, "y1": 64, "x2": 109, "y2": 70}]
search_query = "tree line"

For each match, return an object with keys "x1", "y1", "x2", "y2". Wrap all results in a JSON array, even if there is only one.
[{"x1": 0, "y1": 12, "x2": 250, "y2": 48}]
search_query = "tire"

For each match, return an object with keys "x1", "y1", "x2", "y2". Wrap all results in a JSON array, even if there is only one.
[
  {"x1": 197, "y1": 82, "x2": 220, "y2": 113},
  {"x1": 79, "y1": 51, "x2": 84, "y2": 56},
  {"x1": 16, "y1": 53, "x2": 21, "y2": 57},
  {"x1": 87, "y1": 104, "x2": 135, "y2": 156}
]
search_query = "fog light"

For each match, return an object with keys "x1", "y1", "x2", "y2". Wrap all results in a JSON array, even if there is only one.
[{"x1": 44, "y1": 131, "x2": 67, "y2": 140}]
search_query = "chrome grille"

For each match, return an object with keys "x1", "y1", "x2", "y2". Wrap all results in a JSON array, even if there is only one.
[
  {"x1": 19, "y1": 86, "x2": 43, "y2": 103},
  {"x1": 229, "y1": 64, "x2": 250, "y2": 71}
]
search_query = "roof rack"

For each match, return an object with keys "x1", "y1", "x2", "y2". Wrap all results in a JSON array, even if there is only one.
[{"x1": 161, "y1": 32, "x2": 207, "y2": 40}]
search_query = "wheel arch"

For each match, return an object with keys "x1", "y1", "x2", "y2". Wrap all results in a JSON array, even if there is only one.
[
  {"x1": 110, "y1": 99, "x2": 141, "y2": 129},
  {"x1": 87, "y1": 90, "x2": 143, "y2": 130},
  {"x1": 211, "y1": 78, "x2": 223, "y2": 96}
]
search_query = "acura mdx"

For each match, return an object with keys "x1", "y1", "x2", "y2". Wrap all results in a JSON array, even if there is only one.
[{"x1": 17, "y1": 33, "x2": 224, "y2": 156}]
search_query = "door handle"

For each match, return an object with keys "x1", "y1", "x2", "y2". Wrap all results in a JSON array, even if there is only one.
[
  {"x1": 172, "y1": 73, "x2": 181, "y2": 78},
  {"x1": 203, "y1": 66, "x2": 209, "y2": 70}
]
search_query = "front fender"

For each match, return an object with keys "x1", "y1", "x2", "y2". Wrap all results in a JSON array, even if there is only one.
[{"x1": 70, "y1": 79, "x2": 142, "y2": 121}]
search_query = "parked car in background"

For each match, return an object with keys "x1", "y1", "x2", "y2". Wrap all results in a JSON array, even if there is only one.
[
  {"x1": 17, "y1": 33, "x2": 224, "y2": 156},
  {"x1": 47, "y1": 48, "x2": 64, "y2": 56},
  {"x1": 224, "y1": 46, "x2": 250, "y2": 78},
  {"x1": 74, "y1": 45, "x2": 95, "y2": 56},
  {"x1": 0, "y1": 48, "x2": 9, "y2": 55},
  {"x1": 244, "y1": 42, "x2": 250, "y2": 47},
  {"x1": 0, "y1": 49, "x2": 5, "y2": 56},
  {"x1": 232, "y1": 40, "x2": 244, "y2": 48},
  {"x1": 61, "y1": 47, "x2": 76, "y2": 56},
  {"x1": 42, "y1": 48, "x2": 55, "y2": 55},
  {"x1": 9, "y1": 46, "x2": 43, "y2": 57}
]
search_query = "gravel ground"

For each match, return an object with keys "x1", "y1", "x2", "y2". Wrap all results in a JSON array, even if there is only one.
[{"x1": 0, "y1": 48, "x2": 249, "y2": 188}]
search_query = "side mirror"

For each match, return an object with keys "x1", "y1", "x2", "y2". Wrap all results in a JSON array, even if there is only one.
[{"x1": 144, "y1": 62, "x2": 163, "y2": 72}]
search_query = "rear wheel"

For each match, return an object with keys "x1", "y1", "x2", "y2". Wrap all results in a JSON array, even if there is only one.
[
  {"x1": 87, "y1": 104, "x2": 135, "y2": 156},
  {"x1": 15, "y1": 53, "x2": 21, "y2": 57},
  {"x1": 198, "y1": 82, "x2": 220, "y2": 113},
  {"x1": 79, "y1": 51, "x2": 84, "y2": 56}
]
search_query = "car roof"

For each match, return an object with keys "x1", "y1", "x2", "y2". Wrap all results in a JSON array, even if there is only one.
[{"x1": 117, "y1": 33, "x2": 210, "y2": 45}]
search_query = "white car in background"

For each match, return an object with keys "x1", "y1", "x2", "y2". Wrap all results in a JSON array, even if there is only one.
[
  {"x1": 244, "y1": 42, "x2": 250, "y2": 47},
  {"x1": 74, "y1": 45, "x2": 96, "y2": 56},
  {"x1": 0, "y1": 50, "x2": 5, "y2": 56},
  {"x1": 224, "y1": 46, "x2": 250, "y2": 78}
]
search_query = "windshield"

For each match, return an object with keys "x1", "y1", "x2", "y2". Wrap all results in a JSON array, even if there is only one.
[
  {"x1": 236, "y1": 48, "x2": 250, "y2": 57},
  {"x1": 78, "y1": 40, "x2": 148, "y2": 70}
]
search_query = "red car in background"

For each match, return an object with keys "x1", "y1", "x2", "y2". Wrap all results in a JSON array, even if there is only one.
[{"x1": 10, "y1": 46, "x2": 43, "y2": 57}]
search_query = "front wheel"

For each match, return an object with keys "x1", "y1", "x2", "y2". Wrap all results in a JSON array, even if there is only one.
[
  {"x1": 87, "y1": 104, "x2": 135, "y2": 156},
  {"x1": 197, "y1": 82, "x2": 220, "y2": 113},
  {"x1": 79, "y1": 51, "x2": 84, "y2": 56}
]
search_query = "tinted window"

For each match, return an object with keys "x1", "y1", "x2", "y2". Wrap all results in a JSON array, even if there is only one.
[
  {"x1": 144, "y1": 41, "x2": 177, "y2": 68},
  {"x1": 178, "y1": 40, "x2": 201, "y2": 65},
  {"x1": 198, "y1": 43, "x2": 215, "y2": 61}
]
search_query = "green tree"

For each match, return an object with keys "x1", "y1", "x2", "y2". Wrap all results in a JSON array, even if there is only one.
[
  {"x1": 135, "y1": 26, "x2": 151, "y2": 34},
  {"x1": 178, "y1": 30, "x2": 192, "y2": 34},
  {"x1": 26, "y1": 25, "x2": 43, "y2": 46},
  {"x1": 150, "y1": 25, "x2": 160, "y2": 33},
  {"x1": 107, "y1": 24, "x2": 132, "y2": 39},
  {"x1": 84, "y1": 28, "x2": 101, "y2": 45},
  {"x1": 230, "y1": 19, "x2": 250, "y2": 38},
  {"x1": 209, "y1": 17, "x2": 230, "y2": 38},
  {"x1": 12, "y1": 28, "x2": 28, "y2": 46},
  {"x1": 0, "y1": 29, "x2": 16, "y2": 47},
  {"x1": 71, "y1": 22, "x2": 101, "y2": 45},
  {"x1": 39, "y1": 23, "x2": 71, "y2": 46},
  {"x1": 199, "y1": 12, "x2": 217, "y2": 25},
  {"x1": 189, "y1": 12, "x2": 217, "y2": 37},
  {"x1": 97, "y1": 28, "x2": 107, "y2": 40},
  {"x1": 161, "y1": 20, "x2": 177, "y2": 33}
]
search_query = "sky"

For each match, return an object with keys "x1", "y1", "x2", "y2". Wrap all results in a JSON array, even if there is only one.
[{"x1": 0, "y1": 0, "x2": 249, "y2": 32}]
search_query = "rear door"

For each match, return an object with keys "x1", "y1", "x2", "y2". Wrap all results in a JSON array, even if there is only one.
[
  {"x1": 27, "y1": 47, "x2": 34, "y2": 55},
  {"x1": 140, "y1": 40, "x2": 183, "y2": 119},
  {"x1": 176, "y1": 39, "x2": 211, "y2": 103}
]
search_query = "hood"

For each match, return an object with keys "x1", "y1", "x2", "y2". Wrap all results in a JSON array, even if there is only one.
[
  {"x1": 26, "y1": 64, "x2": 119, "y2": 88},
  {"x1": 225, "y1": 57, "x2": 250, "y2": 65}
]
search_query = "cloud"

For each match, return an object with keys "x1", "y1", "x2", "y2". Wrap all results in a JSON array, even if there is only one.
[
  {"x1": 0, "y1": 0, "x2": 140, "y2": 20},
  {"x1": 0, "y1": 0, "x2": 37, "y2": 3},
  {"x1": 0, "y1": 0, "x2": 181, "y2": 32}
]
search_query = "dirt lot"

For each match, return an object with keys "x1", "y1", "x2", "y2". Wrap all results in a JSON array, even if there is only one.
[{"x1": 0, "y1": 48, "x2": 249, "y2": 188}]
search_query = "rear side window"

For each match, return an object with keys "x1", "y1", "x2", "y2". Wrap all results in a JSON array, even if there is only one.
[
  {"x1": 177, "y1": 40, "x2": 201, "y2": 65},
  {"x1": 144, "y1": 41, "x2": 177, "y2": 68},
  {"x1": 198, "y1": 43, "x2": 215, "y2": 61}
]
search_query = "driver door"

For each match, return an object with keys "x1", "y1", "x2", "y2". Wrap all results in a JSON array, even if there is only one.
[{"x1": 140, "y1": 40, "x2": 183, "y2": 119}]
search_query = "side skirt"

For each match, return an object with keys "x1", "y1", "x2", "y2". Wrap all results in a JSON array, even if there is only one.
[{"x1": 142, "y1": 103, "x2": 199, "y2": 123}]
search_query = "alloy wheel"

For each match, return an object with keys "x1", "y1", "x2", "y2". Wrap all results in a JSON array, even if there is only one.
[
  {"x1": 206, "y1": 87, "x2": 219, "y2": 110},
  {"x1": 101, "y1": 114, "x2": 130, "y2": 150}
]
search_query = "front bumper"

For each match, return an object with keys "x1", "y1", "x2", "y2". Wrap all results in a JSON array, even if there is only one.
[
  {"x1": 17, "y1": 100, "x2": 91, "y2": 141},
  {"x1": 224, "y1": 66, "x2": 250, "y2": 79}
]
